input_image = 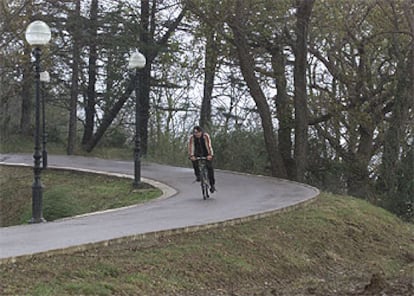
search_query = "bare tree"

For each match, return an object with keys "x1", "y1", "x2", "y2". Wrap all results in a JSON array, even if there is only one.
[
  {"x1": 228, "y1": 0, "x2": 287, "y2": 178},
  {"x1": 200, "y1": 26, "x2": 218, "y2": 130},
  {"x1": 84, "y1": 1, "x2": 187, "y2": 152},
  {"x1": 293, "y1": 0, "x2": 314, "y2": 182},
  {"x1": 81, "y1": 0, "x2": 99, "y2": 146},
  {"x1": 67, "y1": 0, "x2": 81, "y2": 155}
]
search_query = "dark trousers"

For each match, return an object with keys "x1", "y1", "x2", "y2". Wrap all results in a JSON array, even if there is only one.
[{"x1": 192, "y1": 160, "x2": 215, "y2": 186}]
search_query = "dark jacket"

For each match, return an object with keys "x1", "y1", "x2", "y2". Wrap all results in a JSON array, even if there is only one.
[{"x1": 188, "y1": 132, "x2": 214, "y2": 157}]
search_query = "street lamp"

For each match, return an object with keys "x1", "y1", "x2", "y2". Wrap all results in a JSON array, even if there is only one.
[
  {"x1": 40, "y1": 71, "x2": 50, "y2": 169},
  {"x1": 25, "y1": 20, "x2": 51, "y2": 223},
  {"x1": 128, "y1": 50, "x2": 146, "y2": 188}
]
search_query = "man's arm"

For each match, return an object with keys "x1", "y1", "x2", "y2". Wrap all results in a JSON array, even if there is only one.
[
  {"x1": 188, "y1": 135, "x2": 195, "y2": 160},
  {"x1": 204, "y1": 133, "x2": 214, "y2": 157}
]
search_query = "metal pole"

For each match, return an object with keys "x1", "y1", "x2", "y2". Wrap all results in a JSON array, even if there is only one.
[
  {"x1": 41, "y1": 80, "x2": 48, "y2": 169},
  {"x1": 133, "y1": 68, "x2": 141, "y2": 188},
  {"x1": 30, "y1": 47, "x2": 45, "y2": 223}
]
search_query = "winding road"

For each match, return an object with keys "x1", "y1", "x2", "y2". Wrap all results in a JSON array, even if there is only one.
[{"x1": 0, "y1": 153, "x2": 319, "y2": 262}]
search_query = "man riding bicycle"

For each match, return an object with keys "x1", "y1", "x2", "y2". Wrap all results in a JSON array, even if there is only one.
[{"x1": 188, "y1": 126, "x2": 216, "y2": 193}]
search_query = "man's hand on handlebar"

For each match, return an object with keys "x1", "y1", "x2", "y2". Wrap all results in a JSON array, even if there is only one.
[{"x1": 190, "y1": 155, "x2": 213, "y2": 161}]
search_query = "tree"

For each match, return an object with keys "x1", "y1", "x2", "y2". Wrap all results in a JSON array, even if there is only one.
[
  {"x1": 67, "y1": 0, "x2": 81, "y2": 155},
  {"x1": 308, "y1": 0, "x2": 413, "y2": 200},
  {"x1": 189, "y1": 0, "x2": 315, "y2": 179},
  {"x1": 376, "y1": 0, "x2": 414, "y2": 219},
  {"x1": 293, "y1": 0, "x2": 314, "y2": 182},
  {"x1": 227, "y1": 0, "x2": 287, "y2": 178},
  {"x1": 200, "y1": 25, "x2": 218, "y2": 130},
  {"x1": 19, "y1": 2, "x2": 35, "y2": 136},
  {"x1": 84, "y1": 0, "x2": 187, "y2": 153},
  {"x1": 0, "y1": 1, "x2": 27, "y2": 135},
  {"x1": 81, "y1": 0, "x2": 99, "y2": 147}
]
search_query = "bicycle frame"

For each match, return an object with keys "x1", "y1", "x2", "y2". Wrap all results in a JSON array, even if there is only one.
[{"x1": 196, "y1": 157, "x2": 210, "y2": 200}]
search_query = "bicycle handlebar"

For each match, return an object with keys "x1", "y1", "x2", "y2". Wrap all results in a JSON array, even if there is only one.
[{"x1": 195, "y1": 157, "x2": 208, "y2": 160}]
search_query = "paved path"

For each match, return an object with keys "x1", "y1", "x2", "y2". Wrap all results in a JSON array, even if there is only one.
[{"x1": 0, "y1": 153, "x2": 319, "y2": 262}]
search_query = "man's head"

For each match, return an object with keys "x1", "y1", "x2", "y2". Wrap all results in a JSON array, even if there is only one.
[{"x1": 193, "y1": 126, "x2": 203, "y2": 138}]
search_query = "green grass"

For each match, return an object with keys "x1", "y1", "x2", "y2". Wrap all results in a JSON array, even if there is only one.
[
  {"x1": 0, "y1": 165, "x2": 162, "y2": 226},
  {"x1": 0, "y1": 193, "x2": 413, "y2": 295}
]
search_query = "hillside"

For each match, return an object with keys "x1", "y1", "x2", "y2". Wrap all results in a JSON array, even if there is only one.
[{"x1": 1, "y1": 193, "x2": 413, "y2": 295}]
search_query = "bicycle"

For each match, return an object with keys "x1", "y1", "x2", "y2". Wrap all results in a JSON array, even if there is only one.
[{"x1": 195, "y1": 157, "x2": 210, "y2": 200}]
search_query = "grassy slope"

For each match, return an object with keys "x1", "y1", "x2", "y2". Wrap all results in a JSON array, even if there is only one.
[
  {"x1": 1, "y1": 193, "x2": 413, "y2": 295},
  {"x1": 0, "y1": 166, "x2": 161, "y2": 226}
]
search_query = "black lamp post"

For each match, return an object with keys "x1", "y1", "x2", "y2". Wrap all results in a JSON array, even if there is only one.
[
  {"x1": 25, "y1": 20, "x2": 51, "y2": 223},
  {"x1": 128, "y1": 50, "x2": 146, "y2": 188},
  {"x1": 40, "y1": 71, "x2": 50, "y2": 169}
]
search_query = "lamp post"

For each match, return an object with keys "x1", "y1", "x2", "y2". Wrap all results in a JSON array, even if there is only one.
[
  {"x1": 25, "y1": 20, "x2": 51, "y2": 223},
  {"x1": 40, "y1": 71, "x2": 50, "y2": 169},
  {"x1": 127, "y1": 50, "x2": 146, "y2": 188}
]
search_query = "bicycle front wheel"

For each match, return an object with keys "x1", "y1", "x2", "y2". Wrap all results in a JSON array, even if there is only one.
[
  {"x1": 200, "y1": 168, "x2": 210, "y2": 200},
  {"x1": 202, "y1": 182, "x2": 209, "y2": 200}
]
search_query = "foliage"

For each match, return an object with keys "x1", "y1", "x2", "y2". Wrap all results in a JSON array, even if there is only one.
[
  {"x1": 147, "y1": 130, "x2": 189, "y2": 166},
  {"x1": 214, "y1": 128, "x2": 269, "y2": 175},
  {"x1": 306, "y1": 135, "x2": 348, "y2": 195},
  {"x1": 98, "y1": 127, "x2": 129, "y2": 148},
  {"x1": 377, "y1": 147, "x2": 414, "y2": 222}
]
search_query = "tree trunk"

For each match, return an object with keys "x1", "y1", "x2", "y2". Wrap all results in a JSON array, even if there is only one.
[
  {"x1": 67, "y1": 0, "x2": 81, "y2": 155},
  {"x1": 20, "y1": 45, "x2": 33, "y2": 136},
  {"x1": 200, "y1": 28, "x2": 217, "y2": 131},
  {"x1": 20, "y1": 3, "x2": 34, "y2": 136},
  {"x1": 139, "y1": 0, "x2": 150, "y2": 156},
  {"x1": 140, "y1": 65, "x2": 151, "y2": 156},
  {"x1": 81, "y1": 0, "x2": 99, "y2": 146},
  {"x1": 293, "y1": 0, "x2": 314, "y2": 182},
  {"x1": 271, "y1": 46, "x2": 295, "y2": 179},
  {"x1": 346, "y1": 125, "x2": 374, "y2": 198}
]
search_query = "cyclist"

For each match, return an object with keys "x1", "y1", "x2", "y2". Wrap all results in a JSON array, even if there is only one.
[{"x1": 188, "y1": 126, "x2": 216, "y2": 193}]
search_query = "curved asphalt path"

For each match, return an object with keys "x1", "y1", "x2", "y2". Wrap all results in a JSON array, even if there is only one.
[{"x1": 0, "y1": 153, "x2": 319, "y2": 262}]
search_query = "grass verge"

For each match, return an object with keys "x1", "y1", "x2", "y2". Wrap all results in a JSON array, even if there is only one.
[
  {"x1": 0, "y1": 165, "x2": 162, "y2": 226},
  {"x1": 0, "y1": 193, "x2": 413, "y2": 295}
]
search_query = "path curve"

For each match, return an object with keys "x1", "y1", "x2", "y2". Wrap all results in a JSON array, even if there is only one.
[{"x1": 0, "y1": 154, "x2": 319, "y2": 262}]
